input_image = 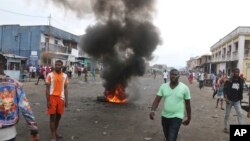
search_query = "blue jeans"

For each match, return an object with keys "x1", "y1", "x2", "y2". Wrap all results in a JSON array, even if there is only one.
[
  {"x1": 224, "y1": 100, "x2": 243, "y2": 130},
  {"x1": 161, "y1": 117, "x2": 182, "y2": 141}
]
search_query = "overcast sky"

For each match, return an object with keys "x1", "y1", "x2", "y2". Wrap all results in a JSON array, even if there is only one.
[{"x1": 1, "y1": 0, "x2": 250, "y2": 68}]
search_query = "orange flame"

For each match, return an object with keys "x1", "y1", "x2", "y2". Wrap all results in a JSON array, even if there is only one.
[{"x1": 104, "y1": 84, "x2": 127, "y2": 103}]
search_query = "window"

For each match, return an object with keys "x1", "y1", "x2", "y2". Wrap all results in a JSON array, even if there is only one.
[
  {"x1": 8, "y1": 62, "x2": 20, "y2": 70},
  {"x1": 228, "y1": 45, "x2": 231, "y2": 52},
  {"x1": 45, "y1": 37, "x2": 49, "y2": 43},
  {"x1": 234, "y1": 42, "x2": 238, "y2": 52},
  {"x1": 54, "y1": 39, "x2": 58, "y2": 45}
]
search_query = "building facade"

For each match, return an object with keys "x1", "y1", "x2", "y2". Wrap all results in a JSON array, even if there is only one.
[
  {"x1": 210, "y1": 26, "x2": 250, "y2": 82},
  {"x1": 0, "y1": 25, "x2": 82, "y2": 66},
  {"x1": 186, "y1": 56, "x2": 200, "y2": 71}
]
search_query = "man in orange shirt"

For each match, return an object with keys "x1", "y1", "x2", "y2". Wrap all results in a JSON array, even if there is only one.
[{"x1": 46, "y1": 60, "x2": 69, "y2": 141}]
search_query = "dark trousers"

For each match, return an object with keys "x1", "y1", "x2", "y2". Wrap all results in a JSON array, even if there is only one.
[
  {"x1": 6, "y1": 137, "x2": 16, "y2": 141},
  {"x1": 199, "y1": 80, "x2": 204, "y2": 89},
  {"x1": 162, "y1": 117, "x2": 182, "y2": 141},
  {"x1": 164, "y1": 78, "x2": 167, "y2": 83}
]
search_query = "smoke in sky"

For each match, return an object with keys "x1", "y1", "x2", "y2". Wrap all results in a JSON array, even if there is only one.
[{"x1": 49, "y1": 0, "x2": 160, "y2": 90}]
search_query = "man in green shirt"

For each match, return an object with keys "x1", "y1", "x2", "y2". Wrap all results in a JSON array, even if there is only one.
[{"x1": 149, "y1": 69, "x2": 191, "y2": 141}]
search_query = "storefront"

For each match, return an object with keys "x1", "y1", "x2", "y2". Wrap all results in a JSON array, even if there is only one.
[{"x1": 0, "y1": 53, "x2": 27, "y2": 80}]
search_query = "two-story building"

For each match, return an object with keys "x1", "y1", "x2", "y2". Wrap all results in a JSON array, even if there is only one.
[
  {"x1": 186, "y1": 56, "x2": 200, "y2": 72},
  {"x1": 210, "y1": 26, "x2": 250, "y2": 82},
  {"x1": 195, "y1": 54, "x2": 212, "y2": 74},
  {"x1": 0, "y1": 25, "x2": 82, "y2": 66}
]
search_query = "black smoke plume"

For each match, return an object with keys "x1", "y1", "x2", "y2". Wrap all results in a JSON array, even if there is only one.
[
  {"x1": 82, "y1": 0, "x2": 160, "y2": 90},
  {"x1": 49, "y1": 0, "x2": 160, "y2": 90}
]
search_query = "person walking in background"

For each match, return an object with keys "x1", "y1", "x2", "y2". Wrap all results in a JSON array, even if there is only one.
[
  {"x1": 212, "y1": 76, "x2": 219, "y2": 99},
  {"x1": 35, "y1": 65, "x2": 45, "y2": 85},
  {"x1": 45, "y1": 65, "x2": 51, "y2": 78},
  {"x1": 163, "y1": 70, "x2": 168, "y2": 83},
  {"x1": 152, "y1": 69, "x2": 156, "y2": 79},
  {"x1": 36, "y1": 65, "x2": 40, "y2": 77},
  {"x1": 84, "y1": 67, "x2": 88, "y2": 82},
  {"x1": 149, "y1": 69, "x2": 191, "y2": 141},
  {"x1": 215, "y1": 79, "x2": 224, "y2": 110},
  {"x1": 46, "y1": 60, "x2": 69, "y2": 141},
  {"x1": 32, "y1": 65, "x2": 36, "y2": 78},
  {"x1": 0, "y1": 59, "x2": 39, "y2": 141},
  {"x1": 223, "y1": 68, "x2": 244, "y2": 133},
  {"x1": 199, "y1": 71, "x2": 204, "y2": 89},
  {"x1": 188, "y1": 71, "x2": 193, "y2": 84}
]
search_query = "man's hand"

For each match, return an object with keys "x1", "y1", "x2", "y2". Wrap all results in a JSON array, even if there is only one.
[
  {"x1": 30, "y1": 134, "x2": 39, "y2": 141},
  {"x1": 65, "y1": 101, "x2": 68, "y2": 108},
  {"x1": 149, "y1": 111, "x2": 155, "y2": 120},
  {"x1": 47, "y1": 101, "x2": 51, "y2": 109},
  {"x1": 247, "y1": 112, "x2": 250, "y2": 118},
  {"x1": 224, "y1": 97, "x2": 230, "y2": 104},
  {"x1": 182, "y1": 117, "x2": 191, "y2": 126}
]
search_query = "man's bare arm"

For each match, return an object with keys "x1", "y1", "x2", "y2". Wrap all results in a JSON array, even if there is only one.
[
  {"x1": 183, "y1": 99, "x2": 191, "y2": 125},
  {"x1": 149, "y1": 95, "x2": 162, "y2": 120},
  {"x1": 64, "y1": 84, "x2": 68, "y2": 107}
]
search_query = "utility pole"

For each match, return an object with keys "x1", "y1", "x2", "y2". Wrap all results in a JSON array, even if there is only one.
[
  {"x1": 46, "y1": 14, "x2": 51, "y2": 65},
  {"x1": 18, "y1": 33, "x2": 21, "y2": 55}
]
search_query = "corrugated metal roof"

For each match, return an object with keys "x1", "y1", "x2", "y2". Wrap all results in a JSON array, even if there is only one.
[{"x1": 0, "y1": 53, "x2": 27, "y2": 59}]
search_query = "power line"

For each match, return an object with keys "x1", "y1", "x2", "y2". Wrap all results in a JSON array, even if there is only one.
[
  {"x1": 0, "y1": 8, "x2": 47, "y2": 18},
  {"x1": 51, "y1": 17, "x2": 78, "y2": 34},
  {"x1": 0, "y1": 8, "x2": 80, "y2": 34}
]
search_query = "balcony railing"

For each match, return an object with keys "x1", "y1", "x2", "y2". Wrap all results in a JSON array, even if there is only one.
[{"x1": 40, "y1": 42, "x2": 68, "y2": 54}]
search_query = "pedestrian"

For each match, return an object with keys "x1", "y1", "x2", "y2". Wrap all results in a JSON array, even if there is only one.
[
  {"x1": 32, "y1": 65, "x2": 36, "y2": 78},
  {"x1": 35, "y1": 65, "x2": 45, "y2": 85},
  {"x1": 45, "y1": 65, "x2": 51, "y2": 78},
  {"x1": 223, "y1": 68, "x2": 244, "y2": 133},
  {"x1": 0, "y1": 59, "x2": 39, "y2": 141},
  {"x1": 215, "y1": 79, "x2": 224, "y2": 110},
  {"x1": 149, "y1": 69, "x2": 191, "y2": 141},
  {"x1": 163, "y1": 70, "x2": 168, "y2": 83},
  {"x1": 199, "y1": 71, "x2": 204, "y2": 89},
  {"x1": 46, "y1": 60, "x2": 69, "y2": 141},
  {"x1": 153, "y1": 69, "x2": 156, "y2": 79},
  {"x1": 84, "y1": 67, "x2": 88, "y2": 82},
  {"x1": 212, "y1": 76, "x2": 219, "y2": 99},
  {"x1": 188, "y1": 71, "x2": 193, "y2": 84},
  {"x1": 77, "y1": 65, "x2": 82, "y2": 78},
  {"x1": 29, "y1": 65, "x2": 33, "y2": 78},
  {"x1": 36, "y1": 65, "x2": 40, "y2": 77},
  {"x1": 91, "y1": 71, "x2": 96, "y2": 81}
]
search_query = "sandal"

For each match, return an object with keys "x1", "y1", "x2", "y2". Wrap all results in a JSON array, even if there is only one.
[{"x1": 56, "y1": 134, "x2": 64, "y2": 139}]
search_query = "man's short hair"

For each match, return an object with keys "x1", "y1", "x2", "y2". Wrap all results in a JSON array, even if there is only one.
[
  {"x1": 233, "y1": 68, "x2": 240, "y2": 72},
  {"x1": 170, "y1": 69, "x2": 179, "y2": 74},
  {"x1": 55, "y1": 60, "x2": 63, "y2": 65}
]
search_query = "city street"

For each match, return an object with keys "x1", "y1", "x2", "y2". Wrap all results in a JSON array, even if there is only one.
[{"x1": 16, "y1": 74, "x2": 250, "y2": 141}]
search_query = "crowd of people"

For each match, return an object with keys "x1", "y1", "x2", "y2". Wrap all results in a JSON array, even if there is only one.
[
  {"x1": 26, "y1": 64, "x2": 97, "y2": 84},
  {"x1": 1, "y1": 61, "x2": 250, "y2": 141}
]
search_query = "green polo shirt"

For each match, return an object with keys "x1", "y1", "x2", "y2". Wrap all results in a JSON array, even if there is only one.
[{"x1": 157, "y1": 82, "x2": 191, "y2": 119}]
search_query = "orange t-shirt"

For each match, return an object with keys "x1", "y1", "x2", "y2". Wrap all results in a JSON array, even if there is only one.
[{"x1": 46, "y1": 71, "x2": 69, "y2": 99}]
